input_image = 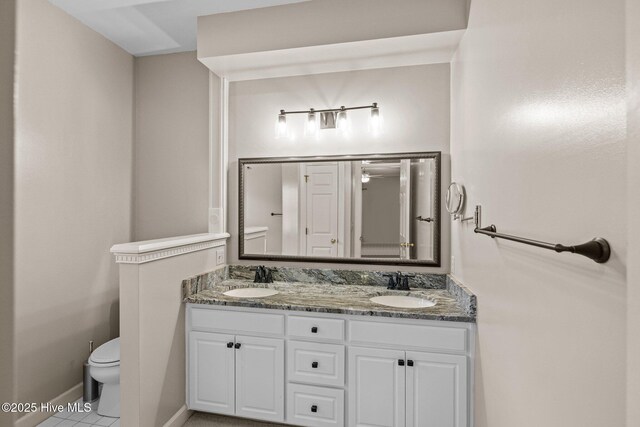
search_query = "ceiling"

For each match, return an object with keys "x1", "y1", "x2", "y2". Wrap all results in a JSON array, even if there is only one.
[{"x1": 49, "y1": 0, "x2": 310, "y2": 56}]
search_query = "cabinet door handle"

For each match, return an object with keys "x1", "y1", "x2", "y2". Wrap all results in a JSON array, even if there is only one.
[
  {"x1": 311, "y1": 326, "x2": 318, "y2": 333},
  {"x1": 398, "y1": 359, "x2": 405, "y2": 366},
  {"x1": 226, "y1": 342, "x2": 233, "y2": 348},
  {"x1": 311, "y1": 361, "x2": 318, "y2": 369},
  {"x1": 407, "y1": 360, "x2": 414, "y2": 367},
  {"x1": 234, "y1": 343, "x2": 241, "y2": 349},
  {"x1": 311, "y1": 405, "x2": 318, "y2": 413}
]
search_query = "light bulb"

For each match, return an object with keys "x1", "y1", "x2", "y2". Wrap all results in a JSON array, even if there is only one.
[
  {"x1": 370, "y1": 103, "x2": 382, "y2": 136},
  {"x1": 275, "y1": 111, "x2": 287, "y2": 138},
  {"x1": 305, "y1": 109, "x2": 317, "y2": 136},
  {"x1": 336, "y1": 107, "x2": 349, "y2": 136},
  {"x1": 361, "y1": 172, "x2": 370, "y2": 183}
]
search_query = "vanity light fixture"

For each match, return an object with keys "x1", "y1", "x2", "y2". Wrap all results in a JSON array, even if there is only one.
[{"x1": 275, "y1": 103, "x2": 381, "y2": 138}]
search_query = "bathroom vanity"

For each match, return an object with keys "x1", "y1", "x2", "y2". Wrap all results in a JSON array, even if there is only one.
[{"x1": 183, "y1": 266, "x2": 476, "y2": 427}]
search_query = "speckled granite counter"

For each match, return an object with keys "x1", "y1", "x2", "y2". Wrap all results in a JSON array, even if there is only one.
[{"x1": 182, "y1": 265, "x2": 476, "y2": 323}]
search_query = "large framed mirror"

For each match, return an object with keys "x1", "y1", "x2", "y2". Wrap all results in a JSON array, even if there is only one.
[{"x1": 238, "y1": 152, "x2": 441, "y2": 266}]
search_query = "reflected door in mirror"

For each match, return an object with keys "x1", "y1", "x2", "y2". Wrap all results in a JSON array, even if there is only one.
[{"x1": 304, "y1": 163, "x2": 339, "y2": 257}]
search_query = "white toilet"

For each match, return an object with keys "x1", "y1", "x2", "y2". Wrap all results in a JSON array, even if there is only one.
[{"x1": 89, "y1": 337, "x2": 120, "y2": 417}]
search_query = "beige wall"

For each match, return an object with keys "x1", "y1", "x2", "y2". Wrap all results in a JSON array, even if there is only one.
[
  {"x1": 198, "y1": 0, "x2": 468, "y2": 58},
  {"x1": 134, "y1": 52, "x2": 210, "y2": 241},
  {"x1": 228, "y1": 64, "x2": 451, "y2": 272},
  {"x1": 450, "y1": 0, "x2": 626, "y2": 426},
  {"x1": 244, "y1": 164, "x2": 283, "y2": 254},
  {"x1": 14, "y1": 0, "x2": 133, "y2": 412},
  {"x1": 0, "y1": 1, "x2": 16, "y2": 426},
  {"x1": 119, "y1": 248, "x2": 220, "y2": 427},
  {"x1": 362, "y1": 176, "x2": 400, "y2": 245},
  {"x1": 627, "y1": 0, "x2": 640, "y2": 424}
]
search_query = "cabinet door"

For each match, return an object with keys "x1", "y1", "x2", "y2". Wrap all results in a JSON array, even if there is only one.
[
  {"x1": 188, "y1": 331, "x2": 235, "y2": 415},
  {"x1": 348, "y1": 346, "x2": 406, "y2": 427},
  {"x1": 405, "y1": 351, "x2": 468, "y2": 427},
  {"x1": 235, "y1": 335, "x2": 285, "y2": 422}
]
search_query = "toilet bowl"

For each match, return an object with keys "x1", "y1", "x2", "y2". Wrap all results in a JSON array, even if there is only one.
[{"x1": 89, "y1": 337, "x2": 120, "y2": 417}]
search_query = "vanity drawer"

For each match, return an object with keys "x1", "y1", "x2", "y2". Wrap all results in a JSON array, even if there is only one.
[
  {"x1": 349, "y1": 320, "x2": 467, "y2": 352},
  {"x1": 189, "y1": 307, "x2": 284, "y2": 336},
  {"x1": 287, "y1": 383, "x2": 344, "y2": 427},
  {"x1": 288, "y1": 341, "x2": 345, "y2": 387},
  {"x1": 288, "y1": 316, "x2": 344, "y2": 341}
]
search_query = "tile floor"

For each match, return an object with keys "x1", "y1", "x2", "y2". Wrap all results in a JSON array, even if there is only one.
[{"x1": 37, "y1": 398, "x2": 119, "y2": 427}]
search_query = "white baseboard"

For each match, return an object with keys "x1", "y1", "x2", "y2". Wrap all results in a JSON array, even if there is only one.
[
  {"x1": 163, "y1": 405, "x2": 192, "y2": 427},
  {"x1": 16, "y1": 383, "x2": 82, "y2": 427}
]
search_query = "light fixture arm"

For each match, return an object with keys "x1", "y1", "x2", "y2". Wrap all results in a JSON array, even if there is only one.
[{"x1": 279, "y1": 103, "x2": 379, "y2": 116}]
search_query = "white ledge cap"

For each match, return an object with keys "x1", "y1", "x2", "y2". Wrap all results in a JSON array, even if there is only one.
[
  {"x1": 244, "y1": 226, "x2": 269, "y2": 234},
  {"x1": 111, "y1": 233, "x2": 230, "y2": 255}
]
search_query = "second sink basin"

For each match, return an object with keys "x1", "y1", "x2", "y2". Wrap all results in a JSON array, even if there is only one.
[
  {"x1": 223, "y1": 288, "x2": 279, "y2": 298},
  {"x1": 370, "y1": 295, "x2": 436, "y2": 309}
]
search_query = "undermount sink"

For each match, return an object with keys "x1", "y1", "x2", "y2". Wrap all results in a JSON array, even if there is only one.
[
  {"x1": 369, "y1": 295, "x2": 436, "y2": 309},
  {"x1": 223, "y1": 288, "x2": 279, "y2": 298}
]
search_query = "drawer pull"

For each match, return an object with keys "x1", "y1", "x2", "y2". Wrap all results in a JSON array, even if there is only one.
[
  {"x1": 311, "y1": 361, "x2": 319, "y2": 369},
  {"x1": 234, "y1": 343, "x2": 241, "y2": 349},
  {"x1": 311, "y1": 326, "x2": 318, "y2": 333},
  {"x1": 311, "y1": 405, "x2": 318, "y2": 413},
  {"x1": 398, "y1": 359, "x2": 405, "y2": 366},
  {"x1": 226, "y1": 342, "x2": 233, "y2": 348}
]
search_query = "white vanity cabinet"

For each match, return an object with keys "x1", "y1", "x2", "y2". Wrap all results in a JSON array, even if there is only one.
[
  {"x1": 234, "y1": 335, "x2": 285, "y2": 421},
  {"x1": 348, "y1": 319, "x2": 469, "y2": 427},
  {"x1": 405, "y1": 351, "x2": 467, "y2": 427},
  {"x1": 186, "y1": 304, "x2": 474, "y2": 427},
  {"x1": 188, "y1": 331, "x2": 235, "y2": 415},
  {"x1": 349, "y1": 347, "x2": 407, "y2": 427},
  {"x1": 187, "y1": 309, "x2": 286, "y2": 423},
  {"x1": 349, "y1": 347, "x2": 467, "y2": 427}
]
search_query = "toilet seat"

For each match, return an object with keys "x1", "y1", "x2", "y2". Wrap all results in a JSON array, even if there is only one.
[
  {"x1": 89, "y1": 359, "x2": 119, "y2": 368},
  {"x1": 89, "y1": 337, "x2": 120, "y2": 367}
]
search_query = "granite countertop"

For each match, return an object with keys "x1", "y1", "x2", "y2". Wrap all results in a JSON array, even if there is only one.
[{"x1": 184, "y1": 279, "x2": 475, "y2": 323}]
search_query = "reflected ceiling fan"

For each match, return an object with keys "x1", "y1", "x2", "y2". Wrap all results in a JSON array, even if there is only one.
[{"x1": 361, "y1": 169, "x2": 386, "y2": 183}]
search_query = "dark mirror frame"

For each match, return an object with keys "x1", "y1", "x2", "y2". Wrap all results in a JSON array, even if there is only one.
[{"x1": 238, "y1": 151, "x2": 441, "y2": 267}]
